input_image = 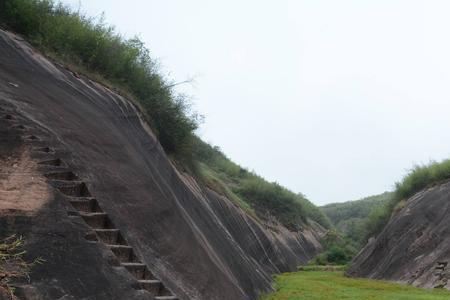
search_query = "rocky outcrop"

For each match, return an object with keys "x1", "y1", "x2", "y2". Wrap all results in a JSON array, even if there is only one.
[
  {"x1": 0, "y1": 30, "x2": 323, "y2": 300},
  {"x1": 347, "y1": 180, "x2": 450, "y2": 290}
]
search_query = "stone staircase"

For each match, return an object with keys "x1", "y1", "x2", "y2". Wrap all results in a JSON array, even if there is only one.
[
  {"x1": 434, "y1": 261, "x2": 448, "y2": 289},
  {"x1": 3, "y1": 111, "x2": 178, "y2": 300}
]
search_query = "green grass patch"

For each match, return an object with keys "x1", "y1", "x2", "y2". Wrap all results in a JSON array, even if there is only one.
[
  {"x1": 260, "y1": 271, "x2": 450, "y2": 300},
  {"x1": 298, "y1": 265, "x2": 347, "y2": 272}
]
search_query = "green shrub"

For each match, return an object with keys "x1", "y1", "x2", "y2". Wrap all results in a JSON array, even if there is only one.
[{"x1": 308, "y1": 230, "x2": 356, "y2": 265}]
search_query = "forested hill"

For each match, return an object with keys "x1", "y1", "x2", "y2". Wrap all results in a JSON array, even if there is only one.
[
  {"x1": 322, "y1": 192, "x2": 392, "y2": 226},
  {"x1": 320, "y1": 192, "x2": 392, "y2": 247}
]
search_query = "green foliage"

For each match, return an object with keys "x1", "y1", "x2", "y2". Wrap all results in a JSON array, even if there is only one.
[
  {"x1": 308, "y1": 230, "x2": 356, "y2": 266},
  {"x1": 321, "y1": 192, "x2": 392, "y2": 248},
  {"x1": 0, "y1": 0, "x2": 199, "y2": 159},
  {"x1": 260, "y1": 271, "x2": 450, "y2": 300},
  {"x1": 321, "y1": 192, "x2": 392, "y2": 226},
  {"x1": 394, "y1": 160, "x2": 450, "y2": 201},
  {"x1": 193, "y1": 138, "x2": 331, "y2": 230}
]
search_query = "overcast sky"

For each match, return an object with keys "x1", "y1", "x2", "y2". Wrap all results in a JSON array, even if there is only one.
[{"x1": 61, "y1": 0, "x2": 450, "y2": 205}]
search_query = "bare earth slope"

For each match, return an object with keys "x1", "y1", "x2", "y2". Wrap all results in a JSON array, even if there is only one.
[
  {"x1": 347, "y1": 180, "x2": 450, "y2": 290},
  {"x1": 0, "y1": 30, "x2": 323, "y2": 300}
]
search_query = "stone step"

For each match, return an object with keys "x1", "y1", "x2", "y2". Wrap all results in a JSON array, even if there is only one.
[
  {"x1": 69, "y1": 198, "x2": 101, "y2": 213},
  {"x1": 49, "y1": 180, "x2": 91, "y2": 197},
  {"x1": 38, "y1": 158, "x2": 66, "y2": 167},
  {"x1": 138, "y1": 280, "x2": 161, "y2": 295},
  {"x1": 24, "y1": 134, "x2": 40, "y2": 141},
  {"x1": 33, "y1": 146, "x2": 53, "y2": 153},
  {"x1": 108, "y1": 244, "x2": 134, "y2": 262},
  {"x1": 45, "y1": 171, "x2": 78, "y2": 181},
  {"x1": 11, "y1": 124, "x2": 26, "y2": 130},
  {"x1": 94, "y1": 229, "x2": 122, "y2": 244},
  {"x1": 80, "y1": 212, "x2": 109, "y2": 228},
  {"x1": 84, "y1": 231, "x2": 98, "y2": 242},
  {"x1": 121, "y1": 263, "x2": 151, "y2": 280}
]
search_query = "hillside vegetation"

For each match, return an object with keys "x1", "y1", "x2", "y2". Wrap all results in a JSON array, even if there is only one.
[
  {"x1": 193, "y1": 139, "x2": 331, "y2": 230},
  {"x1": 0, "y1": 0, "x2": 330, "y2": 230},
  {"x1": 321, "y1": 192, "x2": 392, "y2": 247},
  {"x1": 260, "y1": 271, "x2": 450, "y2": 300}
]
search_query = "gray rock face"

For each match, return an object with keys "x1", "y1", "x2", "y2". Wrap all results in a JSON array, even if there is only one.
[
  {"x1": 347, "y1": 180, "x2": 450, "y2": 290},
  {"x1": 0, "y1": 30, "x2": 323, "y2": 300}
]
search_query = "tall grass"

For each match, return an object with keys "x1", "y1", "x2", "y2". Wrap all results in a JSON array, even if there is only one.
[{"x1": 0, "y1": 0, "x2": 200, "y2": 159}]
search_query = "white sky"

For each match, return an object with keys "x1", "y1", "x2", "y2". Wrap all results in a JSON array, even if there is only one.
[{"x1": 61, "y1": 0, "x2": 450, "y2": 205}]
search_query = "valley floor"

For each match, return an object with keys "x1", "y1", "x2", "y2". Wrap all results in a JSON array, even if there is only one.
[{"x1": 260, "y1": 271, "x2": 450, "y2": 300}]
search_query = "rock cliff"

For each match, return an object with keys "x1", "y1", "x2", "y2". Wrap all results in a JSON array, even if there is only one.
[
  {"x1": 0, "y1": 30, "x2": 323, "y2": 300},
  {"x1": 347, "y1": 180, "x2": 450, "y2": 290}
]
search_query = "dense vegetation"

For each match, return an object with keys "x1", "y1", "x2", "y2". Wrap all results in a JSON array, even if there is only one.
[
  {"x1": 260, "y1": 271, "x2": 450, "y2": 300},
  {"x1": 321, "y1": 192, "x2": 392, "y2": 248},
  {"x1": 0, "y1": 0, "x2": 330, "y2": 231},
  {"x1": 322, "y1": 192, "x2": 392, "y2": 226},
  {"x1": 307, "y1": 192, "x2": 393, "y2": 265},
  {"x1": 307, "y1": 229, "x2": 356, "y2": 265},
  {"x1": 193, "y1": 138, "x2": 331, "y2": 230}
]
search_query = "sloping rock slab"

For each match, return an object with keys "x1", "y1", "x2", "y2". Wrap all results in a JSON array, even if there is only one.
[{"x1": 347, "y1": 180, "x2": 450, "y2": 290}]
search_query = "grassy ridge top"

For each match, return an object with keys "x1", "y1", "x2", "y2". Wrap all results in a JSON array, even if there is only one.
[
  {"x1": 194, "y1": 139, "x2": 331, "y2": 230},
  {"x1": 0, "y1": 0, "x2": 330, "y2": 230}
]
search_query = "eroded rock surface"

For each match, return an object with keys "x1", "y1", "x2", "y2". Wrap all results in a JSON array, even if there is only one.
[
  {"x1": 347, "y1": 180, "x2": 450, "y2": 290},
  {"x1": 0, "y1": 30, "x2": 323, "y2": 300}
]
